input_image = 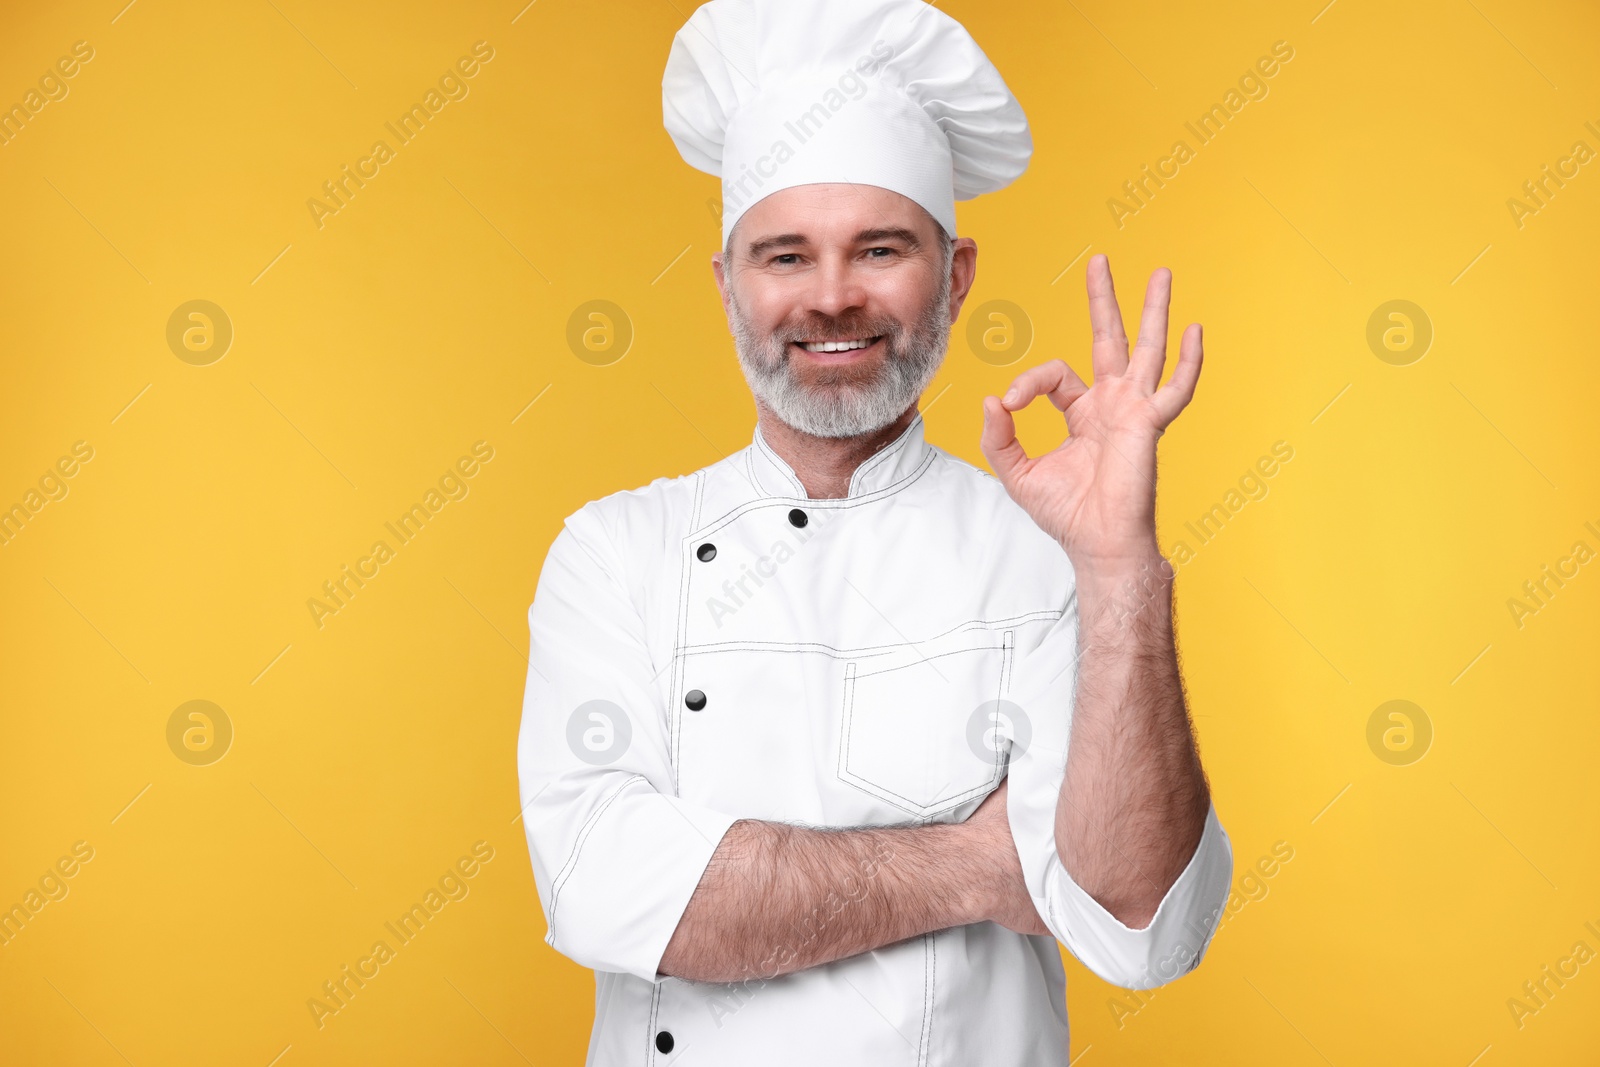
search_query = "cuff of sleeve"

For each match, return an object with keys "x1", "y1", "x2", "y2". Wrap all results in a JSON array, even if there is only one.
[
  {"x1": 544, "y1": 776, "x2": 739, "y2": 983},
  {"x1": 1042, "y1": 802, "x2": 1233, "y2": 989}
]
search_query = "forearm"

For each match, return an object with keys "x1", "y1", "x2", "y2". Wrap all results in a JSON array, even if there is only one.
[
  {"x1": 659, "y1": 817, "x2": 988, "y2": 983},
  {"x1": 1055, "y1": 556, "x2": 1210, "y2": 927}
]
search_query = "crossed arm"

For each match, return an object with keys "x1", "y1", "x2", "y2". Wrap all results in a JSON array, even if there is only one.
[{"x1": 659, "y1": 779, "x2": 1035, "y2": 983}]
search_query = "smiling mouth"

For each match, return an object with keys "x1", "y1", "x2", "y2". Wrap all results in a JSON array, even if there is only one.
[{"x1": 792, "y1": 336, "x2": 884, "y2": 354}]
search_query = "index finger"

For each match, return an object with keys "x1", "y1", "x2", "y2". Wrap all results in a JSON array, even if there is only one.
[{"x1": 999, "y1": 359, "x2": 1090, "y2": 415}]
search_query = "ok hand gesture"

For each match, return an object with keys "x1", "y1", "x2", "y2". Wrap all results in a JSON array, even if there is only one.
[{"x1": 979, "y1": 254, "x2": 1203, "y2": 574}]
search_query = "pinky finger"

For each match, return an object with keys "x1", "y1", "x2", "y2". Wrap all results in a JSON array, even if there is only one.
[{"x1": 1150, "y1": 323, "x2": 1203, "y2": 427}]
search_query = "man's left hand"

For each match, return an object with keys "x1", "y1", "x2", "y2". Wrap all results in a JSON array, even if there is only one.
[{"x1": 979, "y1": 254, "x2": 1202, "y2": 574}]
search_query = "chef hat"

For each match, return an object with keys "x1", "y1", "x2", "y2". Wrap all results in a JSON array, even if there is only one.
[{"x1": 662, "y1": 0, "x2": 1032, "y2": 247}]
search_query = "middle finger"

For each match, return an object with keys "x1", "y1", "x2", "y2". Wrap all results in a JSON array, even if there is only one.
[
  {"x1": 1129, "y1": 268, "x2": 1172, "y2": 391},
  {"x1": 1086, "y1": 254, "x2": 1130, "y2": 381}
]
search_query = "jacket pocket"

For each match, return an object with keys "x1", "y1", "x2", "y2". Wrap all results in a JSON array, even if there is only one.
[{"x1": 837, "y1": 628, "x2": 1014, "y2": 819}]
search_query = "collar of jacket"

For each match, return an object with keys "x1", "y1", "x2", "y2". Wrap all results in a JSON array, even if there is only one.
[{"x1": 746, "y1": 412, "x2": 935, "y2": 500}]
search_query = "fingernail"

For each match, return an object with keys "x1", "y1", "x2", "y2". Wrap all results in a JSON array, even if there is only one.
[{"x1": 1003, "y1": 389, "x2": 1018, "y2": 404}]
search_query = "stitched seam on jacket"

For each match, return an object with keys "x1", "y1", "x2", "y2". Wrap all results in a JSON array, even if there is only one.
[
  {"x1": 678, "y1": 610, "x2": 1064, "y2": 658},
  {"x1": 848, "y1": 414, "x2": 923, "y2": 496},
  {"x1": 669, "y1": 471, "x2": 707, "y2": 780},
  {"x1": 839, "y1": 765, "x2": 997, "y2": 818},
  {"x1": 693, "y1": 448, "x2": 938, "y2": 536},
  {"x1": 839, "y1": 645, "x2": 1005, "y2": 816},
  {"x1": 645, "y1": 982, "x2": 663, "y2": 1065},
  {"x1": 751, "y1": 430, "x2": 807, "y2": 496},
  {"x1": 852, "y1": 644, "x2": 1009, "y2": 682},
  {"x1": 546, "y1": 773, "x2": 648, "y2": 947},
  {"x1": 917, "y1": 931, "x2": 935, "y2": 1065}
]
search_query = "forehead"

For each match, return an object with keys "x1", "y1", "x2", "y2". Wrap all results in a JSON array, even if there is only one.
[{"x1": 734, "y1": 184, "x2": 936, "y2": 250}]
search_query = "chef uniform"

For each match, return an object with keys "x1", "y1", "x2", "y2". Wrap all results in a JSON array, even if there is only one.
[{"x1": 516, "y1": 2, "x2": 1234, "y2": 1064}]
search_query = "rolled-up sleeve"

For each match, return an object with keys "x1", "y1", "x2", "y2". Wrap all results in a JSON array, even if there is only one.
[
  {"x1": 1004, "y1": 591, "x2": 1234, "y2": 990},
  {"x1": 516, "y1": 508, "x2": 738, "y2": 983}
]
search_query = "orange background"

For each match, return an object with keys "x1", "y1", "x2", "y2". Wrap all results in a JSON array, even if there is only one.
[{"x1": 1, "y1": 0, "x2": 1597, "y2": 1063}]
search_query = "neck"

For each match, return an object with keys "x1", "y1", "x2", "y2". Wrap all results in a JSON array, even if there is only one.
[{"x1": 756, "y1": 402, "x2": 920, "y2": 500}]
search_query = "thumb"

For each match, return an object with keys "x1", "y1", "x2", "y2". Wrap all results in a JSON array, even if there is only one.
[{"x1": 980, "y1": 395, "x2": 1029, "y2": 489}]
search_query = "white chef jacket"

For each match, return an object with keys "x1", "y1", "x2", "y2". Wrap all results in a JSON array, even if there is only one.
[{"x1": 517, "y1": 413, "x2": 1233, "y2": 1066}]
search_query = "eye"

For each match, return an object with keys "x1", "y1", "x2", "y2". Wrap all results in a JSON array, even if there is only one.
[
  {"x1": 772, "y1": 253, "x2": 801, "y2": 266},
  {"x1": 865, "y1": 246, "x2": 894, "y2": 258}
]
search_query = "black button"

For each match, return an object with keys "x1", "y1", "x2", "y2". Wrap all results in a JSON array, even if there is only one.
[
  {"x1": 696, "y1": 543, "x2": 717, "y2": 562},
  {"x1": 788, "y1": 508, "x2": 808, "y2": 528},
  {"x1": 684, "y1": 690, "x2": 706, "y2": 712},
  {"x1": 656, "y1": 1030, "x2": 675, "y2": 1053}
]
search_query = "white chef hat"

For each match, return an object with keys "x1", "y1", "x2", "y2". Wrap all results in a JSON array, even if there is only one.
[{"x1": 662, "y1": 0, "x2": 1032, "y2": 248}]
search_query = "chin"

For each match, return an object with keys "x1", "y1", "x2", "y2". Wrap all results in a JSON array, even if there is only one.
[{"x1": 772, "y1": 395, "x2": 906, "y2": 439}]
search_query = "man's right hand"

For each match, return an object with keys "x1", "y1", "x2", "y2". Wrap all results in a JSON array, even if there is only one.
[{"x1": 965, "y1": 778, "x2": 1051, "y2": 937}]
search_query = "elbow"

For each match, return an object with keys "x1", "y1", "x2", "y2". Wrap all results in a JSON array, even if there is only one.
[
  {"x1": 544, "y1": 896, "x2": 662, "y2": 982},
  {"x1": 1044, "y1": 810, "x2": 1232, "y2": 991},
  {"x1": 1073, "y1": 883, "x2": 1165, "y2": 933},
  {"x1": 1107, "y1": 901, "x2": 1157, "y2": 933},
  {"x1": 1094, "y1": 944, "x2": 1208, "y2": 991},
  {"x1": 537, "y1": 849, "x2": 694, "y2": 984},
  {"x1": 529, "y1": 853, "x2": 648, "y2": 980},
  {"x1": 1051, "y1": 861, "x2": 1176, "y2": 934},
  {"x1": 1047, "y1": 894, "x2": 1222, "y2": 991}
]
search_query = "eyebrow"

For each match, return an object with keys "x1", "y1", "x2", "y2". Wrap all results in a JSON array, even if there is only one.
[{"x1": 744, "y1": 226, "x2": 924, "y2": 259}]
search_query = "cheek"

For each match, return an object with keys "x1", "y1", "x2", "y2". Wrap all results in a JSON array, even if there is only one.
[
  {"x1": 740, "y1": 288, "x2": 801, "y2": 335},
  {"x1": 873, "y1": 270, "x2": 942, "y2": 319},
  {"x1": 884, "y1": 292, "x2": 929, "y2": 327}
]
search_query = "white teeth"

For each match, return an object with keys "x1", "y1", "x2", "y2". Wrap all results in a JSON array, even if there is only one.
[{"x1": 800, "y1": 337, "x2": 875, "y2": 353}]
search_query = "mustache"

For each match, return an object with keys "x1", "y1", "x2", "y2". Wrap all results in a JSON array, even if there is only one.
[{"x1": 770, "y1": 314, "x2": 905, "y2": 346}]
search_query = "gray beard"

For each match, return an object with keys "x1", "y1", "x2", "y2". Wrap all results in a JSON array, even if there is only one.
[{"x1": 727, "y1": 280, "x2": 950, "y2": 439}]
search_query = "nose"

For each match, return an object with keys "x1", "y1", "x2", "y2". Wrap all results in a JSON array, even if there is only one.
[{"x1": 803, "y1": 252, "x2": 868, "y2": 321}]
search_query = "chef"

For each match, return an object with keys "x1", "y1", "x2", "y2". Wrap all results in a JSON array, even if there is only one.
[{"x1": 516, "y1": 0, "x2": 1234, "y2": 1062}]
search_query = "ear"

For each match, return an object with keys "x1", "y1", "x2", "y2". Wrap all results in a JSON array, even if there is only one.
[
  {"x1": 711, "y1": 249, "x2": 732, "y2": 317},
  {"x1": 946, "y1": 237, "x2": 979, "y2": 323}
]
